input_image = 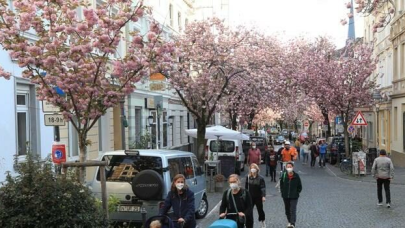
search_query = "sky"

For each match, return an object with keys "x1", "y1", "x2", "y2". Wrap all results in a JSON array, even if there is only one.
[{"x1": 228, "y1": 0, "x2": 364, "y2": 48}]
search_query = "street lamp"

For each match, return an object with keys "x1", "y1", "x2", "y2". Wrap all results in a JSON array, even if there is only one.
[
  {"x1": 168, "y1": 116, "x2": 174, "y2": 126},
  {"x1": 148, "y1": 116, "x2": 154, "y2": 149}
]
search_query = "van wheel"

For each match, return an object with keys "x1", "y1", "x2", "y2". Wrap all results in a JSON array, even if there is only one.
[{"x1": 195, "y1": 196, "x2": 208, "y2": 219}]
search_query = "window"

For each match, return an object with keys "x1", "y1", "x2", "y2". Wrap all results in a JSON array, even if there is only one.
[
  {"x1": 180, "y1": 116, "x2": 184, "y2": 144},
  {"x1": 395, "y1": 107, "x2": 398, "y2": 140},
  {"x1": 150, "y1": 111, "x2": 157, "y2": 149},
  {"x1": 98, "y1": 119, "x2": 103, "y2": 151},
  {"x1": 172, "y1": 116, "x2": 175, "y2": 146},
  {"x1": 367, "y1": 121, "x2": 373, "y2": 141},
  {"x1": 169, "y1": 4, "x2": 173, "y2": 27},
  {"x1": 210, "y1": 140, "x2": 235, "y2": 153},
  {"x1": 69, "y1": 119, "x2": 79, "y2": 157},
  {"x1": 168, "y1": 158, "x2": 184, "y2": 180},
  {"x1": 192, "y1": 156, "x2": 203, "y2": 176},
  {"x1": 182, "y1": 157, "x2": 194, "y2": 179},
  {"x1": 394, "y1": 47, "x2": 398, "y2": 79},
  {"x1": 163, "y1": 112, "x2": 167, "y2": 147},
  {"x1": 178, "y1": 12, "x2": 182, "y2": 31},
  {"x1": 403, "y1": 112, "x2": 405, "y2": 150},
  {"x1": 185, "y1": 18, "x2": 189, "y2": 27},
  {"x1": 16, "y1": 92, "x2": 29, "y2": 156},
  {"x1": 381, "y1": 112, "x2": 385, "y2": 145},
  {"x1": 98, "y1": 155, "x2": 163, "y2": 181}
]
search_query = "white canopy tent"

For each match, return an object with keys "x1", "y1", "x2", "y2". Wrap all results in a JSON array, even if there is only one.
[{"x1": 185, "y1": 125, "x2": 250, "y2": 140}]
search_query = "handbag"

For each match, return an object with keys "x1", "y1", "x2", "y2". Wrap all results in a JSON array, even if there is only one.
[{"x1": 229, "y1": 189, "x2": 246, "y2": 225}]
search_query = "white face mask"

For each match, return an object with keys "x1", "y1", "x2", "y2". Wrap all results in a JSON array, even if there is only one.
[
  {"x1": 286, "y1": 168, "x2": 293, "y2": 173},
  {"x1": 175, "y1": 183, "x2": 184, "y2": 190},
  {"x1": 250, "y1": 168, "x2": 257, "y2": 173},
  {"x1": 230, "y1": 183, "x2": 239, "y2": 190},
  {"x1": 252, "y1": 146, "x2": 256, "y2": 149}
]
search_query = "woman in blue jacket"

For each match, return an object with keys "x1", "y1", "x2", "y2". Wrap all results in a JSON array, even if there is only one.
[{"x1": 160, "y1": 174, "x2": 196, "y2": 228}]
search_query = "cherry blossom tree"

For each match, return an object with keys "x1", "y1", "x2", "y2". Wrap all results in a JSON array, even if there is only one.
[
  {"x1": 342, "y1": 0, "x2": 396, "y2": 31},
  {"x1": 164, "y1": 18, "x2": 274, "y2": 163},
  {"x1": 0, "y1": 0, "x2": 173, "y2": 182},
  {"x1": 327, "y1": 42, "x2": 376, "y2": 157}
]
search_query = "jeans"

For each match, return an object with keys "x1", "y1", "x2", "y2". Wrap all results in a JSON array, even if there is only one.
[
  {"x1": 377, "y1": 178, "x2": 391, "y2": 203},
  {"x1": 283, "y1": 198, "x2": 298, "y2": 224},
  {"x1": 303, "y1": 153, "x2": 309, "y2": 163},
  {"x1": 319, "y1": 153, "x2": 326, "y2": 167},
  {"x1": 266, "y1": 164, "x2": 270, "y2": 175},
  {"x1": 270, "y1": 165, "x2": 277, "y2": 180},
  {"x1": 296, "y1": 147, "x2": 300, "y2": 160},
  {"x1": 310, "y1": 154, "x2": 316, "y2": 167},
  {"x1": 252, "y1": 196, "x2": 265, "y2": 222}
]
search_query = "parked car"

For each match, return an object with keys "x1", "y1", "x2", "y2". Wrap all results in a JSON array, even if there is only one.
[
  {"x1": 326, "y1": 136, "x2": 345, "y2": 164},
  {"x1": 206, "y1": 139, "x2": 245, "y2": 174},
  {"x1": 87, "y1": 149, "x2": 209, "y2": 226},
  {"x1": 281, "y1": 129, "x2": 289, "y2": 137},
  {"x1": 274, "y1": 135, "x2": 285, "y2": 145}
]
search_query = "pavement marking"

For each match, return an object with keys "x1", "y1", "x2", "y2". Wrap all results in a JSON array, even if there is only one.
[{"x1": 206, "y1": 199, "x2": 222, "y2": 218}]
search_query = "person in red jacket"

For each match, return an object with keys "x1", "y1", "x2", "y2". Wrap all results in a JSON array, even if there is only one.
[{"x1": 248, "y1": 142, "x2": 261, "y2": 165}]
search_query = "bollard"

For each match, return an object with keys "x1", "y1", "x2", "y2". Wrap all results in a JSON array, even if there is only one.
[{"x1": 209, "y1": 169, "x2": 214, "y2": 193}]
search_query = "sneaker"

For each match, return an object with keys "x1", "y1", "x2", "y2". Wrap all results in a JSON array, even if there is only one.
[
  {"x1": 260, "y1": 221, "x2": 266, "y2": 228},
  {"x1": 291, "y1": 223, "x2": 295, "y2": 228},
  {"x1": 387, "y1": 203, "x2": 391, "y2": 208},
  {"x1": 377, "y1": 202, "x2": 383, "y2": 206},
  {"x1": 287, "y1": 223, "x2": 292, "y2": 228}
]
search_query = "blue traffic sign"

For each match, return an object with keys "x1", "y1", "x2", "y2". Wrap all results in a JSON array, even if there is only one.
[
  {"x1": 55, "y1": 150, "x2": 63, "y2": 159},
  {"x1": 347, "y1": 125, "x2": 355, "y2": 134}
]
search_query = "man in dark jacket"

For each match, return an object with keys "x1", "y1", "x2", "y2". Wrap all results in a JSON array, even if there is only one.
[
  {"x1": 280, "y1": 162, "x2": 302, "y2": 228},
  {"x1": 265, "y1": 147, "x2": 278, "y2": 181}
]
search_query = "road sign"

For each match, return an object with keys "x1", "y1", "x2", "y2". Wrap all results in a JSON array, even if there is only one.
[
  {"x1": 52, "y1": 144, "x2": 66, "y2": 164},
  {"x1": 303, "y1": 120, "x2": 309, "y2": 127},
  {"x1": 347, "y1": 125, "x2": 355, "y2": 134},
  {"x1": 44, "y1": 114, "x2": 65, "y2": 126},
  {"x1": 42, "y1": 101, "x2": 60, "y2": 113},
  {"x1": 351, "y1": 111, "x2": 368, "y2": 126}
]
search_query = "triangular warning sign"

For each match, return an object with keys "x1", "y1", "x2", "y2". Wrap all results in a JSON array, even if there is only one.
[{"x1": 351, "y1": 111, "x2": 368, "y2": 126}]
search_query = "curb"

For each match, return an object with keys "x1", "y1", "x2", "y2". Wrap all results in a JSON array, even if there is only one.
[{"x1": 326, "y1": 164, "x2": 405, "y2": 186}]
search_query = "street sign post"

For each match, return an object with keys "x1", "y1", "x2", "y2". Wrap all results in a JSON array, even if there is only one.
[
  {"x1": 351, "y1": 111, "x2": 368, "y2": 126},
  {"x1": 347, "y1": 125, "x2": 355, "y2": 134},
  {"x1": 42, "y1": 101, "x2": 60, "y2": 113},
  {"x1": 303, "y1": 120, "x2": 309, "y2": 130},
  {"x1": 44, "y1": 114, "x2": 65, "y2": 126}
]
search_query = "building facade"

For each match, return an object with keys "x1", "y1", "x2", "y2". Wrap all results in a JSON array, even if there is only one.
[{"x1": 389, "y1": 0, "x2": 405, "y2": 166}]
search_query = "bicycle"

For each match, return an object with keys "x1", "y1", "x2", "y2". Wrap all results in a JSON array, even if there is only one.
[{"x1": 340, "y1": 158, "x2": 352, "y2": 175}]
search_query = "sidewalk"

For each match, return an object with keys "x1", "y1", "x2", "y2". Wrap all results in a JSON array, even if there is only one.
[{"x1": 326, "y1": 163, "x2": 405, "y2": 185}]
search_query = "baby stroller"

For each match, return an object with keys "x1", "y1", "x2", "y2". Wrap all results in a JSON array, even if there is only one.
[
  {"x1": 208, "y1": 213, "x2": 238, "y2": 228},
  {"x1": 145, "y1": 215, "x2": 176, "y2": 228}
]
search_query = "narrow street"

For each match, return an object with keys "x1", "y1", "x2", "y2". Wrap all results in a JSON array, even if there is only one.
[{"x1": 198, "y1": 146, "x2": 405, "y2": 228}]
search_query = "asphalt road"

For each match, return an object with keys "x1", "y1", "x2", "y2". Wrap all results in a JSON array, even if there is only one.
[{"x1": 198, "y1": 145, "x2": 405, "y2": 228}]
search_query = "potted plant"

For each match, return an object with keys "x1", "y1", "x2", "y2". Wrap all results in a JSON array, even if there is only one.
[{"x1": 213, "y1": 174, "x2": 225, "y2": 192}]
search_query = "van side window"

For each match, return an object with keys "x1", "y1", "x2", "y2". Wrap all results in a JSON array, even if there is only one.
[
  {"x1": 168, "y1": 158, "x2": 185, "y2": 181},
  {"x1": 192, "y1": 157, "x2": 203, "y2": 176},
  {"x1": 182, "y1": 157, "x2": 195, "y2": 179}
]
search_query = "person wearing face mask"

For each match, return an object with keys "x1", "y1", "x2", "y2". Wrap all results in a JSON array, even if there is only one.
[
  {"x1": 160, "y1": 174, "x2": 196, "y2": 228},
  {"x1": 220, "y1": 174, "x2": 253, "y2": 228},
  {"x1": 248, "y1": 142, "x2": 261, "y2": 166},
  {"x1": 245, "y1": 163, "x2": 266, "y2": 228},
  {"x1": 281, "y1": 141, "x2": 298, "y2": 171},
  {"x1": 280, "y1": 162, "x2": 302, "y2": 228}
]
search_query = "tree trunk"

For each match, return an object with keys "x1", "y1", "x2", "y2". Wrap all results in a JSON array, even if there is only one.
[
  {"x1": 321, "y1": 111, "x2": 330, "y2": 138},
  {"x1": 343, "y1": 113, "x2": 350, "y2": 158},
  {"x1": 247, "y1": 111, "x2": 256, "y2": 129},
  {"x1": 196, "y1": 119, "x2": 207, "y2": 164},
  {"x1": 78, "y1": 133, "x2": 87, "y2": 183},
  {"x1": 229, "y1": 109, "x2": 238, "y2": 130}
]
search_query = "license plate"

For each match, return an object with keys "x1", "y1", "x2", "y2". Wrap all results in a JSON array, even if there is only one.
[{"x1": 118, "y1": 205, "x2": 141, "y2": 212}]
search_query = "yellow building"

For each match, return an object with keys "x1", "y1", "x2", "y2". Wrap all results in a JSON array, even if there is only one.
[{"x1": 389, "y1": 1, "x2": 405, "y2": 167}]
